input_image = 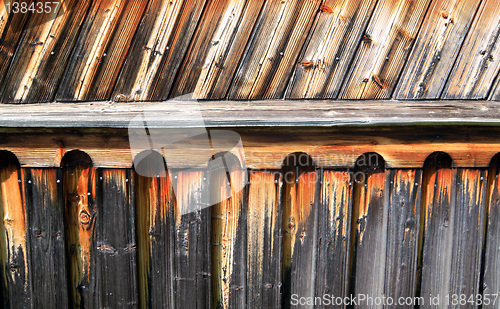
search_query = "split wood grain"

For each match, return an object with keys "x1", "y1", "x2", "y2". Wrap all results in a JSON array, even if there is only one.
[
  {"x1": 443, "y1": 0, "x2": 500, "y2": 100},
  {"x1": 394, "y1": 0, "x2": 482, "y2": 100},
  {"x1": 0, "y1": 0, "x2": 92, "y2": 103},
  {"x1": 228, "y1": 0, "x2": 322, "y2": 100},
  {"x1": 24, "y1": 168, "x2": 68, "y2": 309},
  {"x1": 0, "y1": 153, "x2": 31, "y2": 308},
  {"x1": 246, "y1": 171, "x2": 282, "y2": 308},
  {"x1": 172, "y1": 0, "x2": 264, "y2": 99},
  {"x1": 315, "y1": 170, "x2": 352, "y2": 308},
  {"x1": 0, "y1": 0, "x2": 32, "y2": 87},
  {"x1": 286, "y1": 0, "x2": 377, "y2": 99},
  {"x1": 62, "y1": 152, "x2": 97, "y2": 308},
  {"x1": 57, "y1": 0, "x2": 149, "y2": 101},
  {"x1": 282, "y1": 165, "x2": 318, "y2": 309},
  {"x1": 339, "y1": 0, "x2": 431, "y2": 99},
  {"x1": 112, "y1": 0, "x2": 207, "y2": 102}
]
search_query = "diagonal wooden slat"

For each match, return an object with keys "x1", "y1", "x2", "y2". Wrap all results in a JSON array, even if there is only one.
[
  {"x1": 286, "y1": 0, "x2": 377, "y2": 99},
  {"x1": 228, "y1": 0, "x2": 321, "y2": 100},
  {"x1": 394, "y1": 0, "x2": 482, "y2": 100},
  {"x1": 112, "y1": 0, "x2": 207, "y2": 102},
  {"x1": 339, "y1": 0, "x2": 431, "y2": 99},
  {"x1": 56, "y1": 0, "x2": 149, "y2": 102}
]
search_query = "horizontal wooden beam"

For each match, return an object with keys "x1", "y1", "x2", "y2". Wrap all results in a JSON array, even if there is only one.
[{"x1": 0, "y1": 100, "x2": 499, "y2": 128}]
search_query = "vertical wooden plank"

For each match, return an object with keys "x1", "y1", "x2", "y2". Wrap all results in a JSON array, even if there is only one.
[
  {"x1": 171, "y1": 0, "x2": 265, "y2": 99},
  {"x1": 62, "y1": 152, "x2": 97, "y2": 308},
  {"x1": 24, "y1": 168, "x2": 68, "y2": 308},
  {"x1": 483, "y1": 157, "x2": 500, "y2": 304},
  {"x1": 0, "y1": 1, "x2": 32, "y2": 86},
  {"x1": 135, "y1": 170, "x2": 176, "y2": 308},
  {"x1": 0, "y1": 0, "x2": 93, "y2": 103},
  {"x1": 112, "y1": 0, "x2": 207, "y2": 102},
  {"x1": 394, "y1": 0, "x2": 482, "y2": 100},
  {"x1": 282, "y1": 163, "x2": 318, "y2": 309},
  {"x1": 56, "y1": 0, "x2": 149, "y2": 101},
  {"x1": 95, "y1": 169, "x2": 138, "y2": 307},
  {"x1": 211, "y1": 161, "x2": 247, "y2": 309},
  {"x1": 315, "y1": 170, "x2": 352, "y2": 307},
  {"x1": 339, "y1": 0, "x2": 431, "y2": 99},
  {"x1": 351, "y1": 166, "x2": 388, "y2": 308},
  {"x1": 443, "y1": 0, "x2": 500, "y2": 100},
  {"x1": 286, "y1": 0, "x2": 378, "y2": 99},
  {"x1": 384, "y1": 169, "x2": 422, "y2": 307},
  {"x1": 228, "y1": 0, "x2": 322, "y2": 100},
  {"x1": 246, "y1": 171, "x2": 282, "y2": 308},
  {"x1": 0, "y1": 153, "x2": 31, "y2": 308},
  {"x1": 172, "y1": 170, "x2": 212, "y2": 309}
]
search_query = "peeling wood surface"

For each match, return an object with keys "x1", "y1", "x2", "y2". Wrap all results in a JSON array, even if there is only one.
[
  {"x1": 112, "y1": 0, "x2": 207, "y2": 101},
  {"x1": 228, "y1": 0, "x2": 322, "y2": 100},
  {"x1": 0, "y1": 0, "x2": 92, "y2": 103},
  {"x1": 172, "y1": 0, "x2": 264, "y2": 99},
  {"x1": 57, "y1": 0, "x2": 149, "y2": 101},
  {"x1": 394, "y1": 0, "x2": 481, "y2": 100},
  {"x1": 339, "y1": 0, "x2": 431, "y2": 99},
  {"x1": 246, "y1": 171, "x2": 282, "y2": 308},
  {"x1": 443, "y1": 0, "x2": 500, "y2": 100},
  {"x1": 24, "y1": 168, "x2": 68, "y2": 308},
  {"x1": 286, "y1": 0, "x2": 377, "y2": 99}
]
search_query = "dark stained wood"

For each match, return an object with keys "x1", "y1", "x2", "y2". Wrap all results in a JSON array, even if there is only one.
[
  {"x1": 112, "y1": 0, "x2": 207, "y2": 101},
  {"x1": 0, "y1": 0, "x2": 92, "y2": 103},
  {"x1": 228, "y1": 0, "x2": 322, "y2": 100},
  {"x1": 394, "y1": 0, "x2": 482, "y2": 100},
  {"x1": 0, "y1": 152, "x2": 32, "y2": 308},
  {"x1": 57, "y1": 0, "x2": 149, "y2": 101},
  {"x1": 384, "y1": 169, "x2": 422, "y2": 307},
  {"x1": 483, "y1": 156, "x2": 500, "y2": 302},
  {"x1": 339, "y1": 0, "x2": 431, "y2": 99},
  {"x1": 23, "y1": 168, "x2": 68, "y2": 309},
  {"x1": 246, "y1": 171, "x2": 282, "y2": 308},
  {"x1": 443, "y1": 0, "x2": 500, "y2": 100},
  {"x1": 171, "y1": 0, "x2": 264, "y2": 99},
  {"x1": 62, "y1": 151, "x2": 97, "y2": 308},
  {"x1": 95, "y1": 169, "x2": 138, "y2": 307},
  {"x1": 281, "y1": 159, "x2": 318, "y2": 309},
  {"x1": 315, "y1": 170, "x2": 352, "y2": 307},
  {"x1": 210, "y1": 159, "x2": 247, "y2": 309},
  {"x1": 0, "y1": 1, "x2": 32, "y2": 87},
  {"x1": 286, "y1": 0, "x2": 378, "y2": 99}
]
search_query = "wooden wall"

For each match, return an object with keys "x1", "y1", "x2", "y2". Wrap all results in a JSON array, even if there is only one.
[
  {"x1": 1, "y1": 0, "x2": 500, "y2": 103},
  {"x1": 0, "y1": 149, "x2": 498, "y2": 308}
]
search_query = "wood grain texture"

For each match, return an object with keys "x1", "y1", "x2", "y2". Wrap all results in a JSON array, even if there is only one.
[
  {"x1": 315, "y1": 170, "x2": 352, "y2": 308},
  {"x1": 210, "y1": 161, "x2": 247, "y2": 309},
  {"x1": 443, "y1": 0, "x2": 500, "y2": 100},
  {"x1": 483, "y1": 157, "x2": 500, "y2": 304},
  {"x1": 282, "y1": 164, "x2": 318, "y2": 309},
  {"x1": 394, "y1": 0, "x2": 482, "y2": 100},
  {"x1": 0, "y1": 0, "x2": 32, "y2": 87},
  {"x1": 228, "y1": 0, "x2": 322, "y2": 100},
  {"x1": 420, "y1": 164, "x2": 487, "y2": 308},
  {"x1": 24, "y1": 168, "x2": 68, "y2": 309},
  {"x1": 56, "y1": 0, "x2": 149, "y2": 101},
  {"x1": 0, "y1": 152, "x2": 31, "y2": 308},
  {"x1": 62, "y1": 151, "x2": 97, "y2": 308},
  {"x1": 0, "y1": 0, "x2": 92, "y2": 103},
  {"x1": 286, "y1": 0, "x2": 377, "y2": 99},
  {"x1": 246, "y1": 171, "x2": 282, "y2": 308},
  {"x1": 112, "y1": 0, "x2": 207, "y2": 102},
  {"x1": 172, "y1": 0, "x2": 264, "y2": 99},
  {"x1": 339, "y1": 0, "x2": 431, "y2": 99},
  {"x1": 95, "y1": 169, "x2": 138, "y2": 307}
]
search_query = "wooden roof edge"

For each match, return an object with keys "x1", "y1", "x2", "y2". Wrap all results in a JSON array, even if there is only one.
[{"x1": 0, "y1": 99, "x2": 499, "y2": 128}]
